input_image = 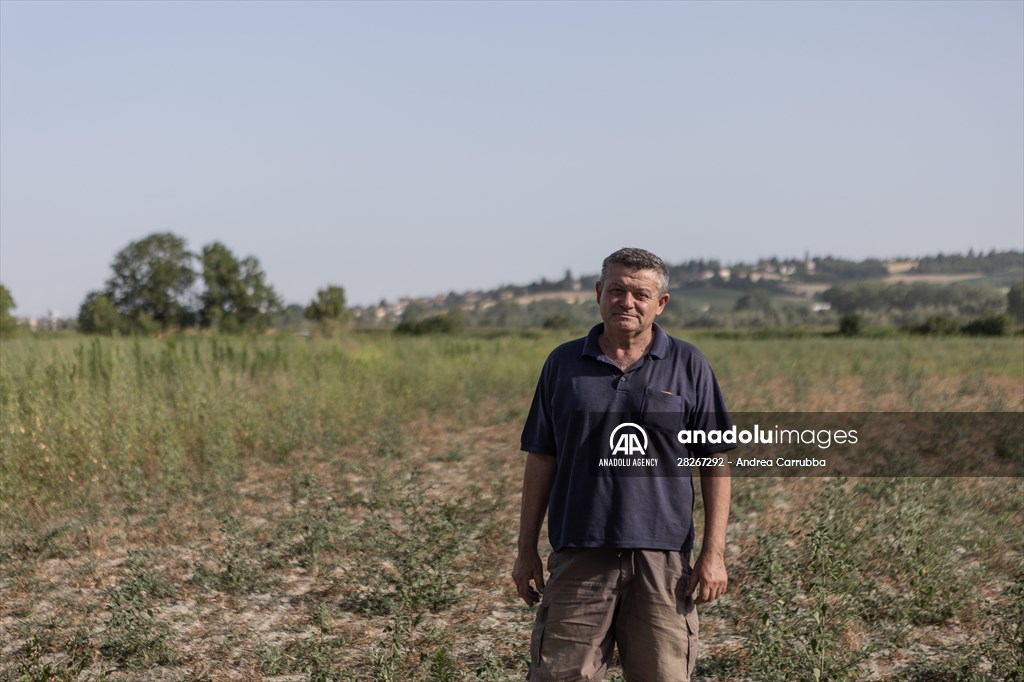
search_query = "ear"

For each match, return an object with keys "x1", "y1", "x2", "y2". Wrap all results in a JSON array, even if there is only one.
[
  {"x1": 595, "y1": 280, "x2": 603, "y2": 304},
  {"x1": 655, "y1": 292, "x2": 670, "y2": 316}
]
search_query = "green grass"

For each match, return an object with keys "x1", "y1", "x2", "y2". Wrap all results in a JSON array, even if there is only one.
[{"x1": 0, "y1": 334, "x2": 549, "y2": 520}]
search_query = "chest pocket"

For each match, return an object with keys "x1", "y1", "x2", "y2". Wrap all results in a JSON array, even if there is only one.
[{"x1": 641, "y1": 388, "x2": 685, "y2": 437}]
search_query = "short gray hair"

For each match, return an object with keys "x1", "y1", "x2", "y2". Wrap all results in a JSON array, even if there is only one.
[{"x1": 601, "y1": 247, "x2": 670, "y2": 294}]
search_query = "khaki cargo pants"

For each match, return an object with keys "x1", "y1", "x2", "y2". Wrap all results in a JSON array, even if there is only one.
[{"x1": 528, "y1": 548, "x2": 699, "y2": 682}]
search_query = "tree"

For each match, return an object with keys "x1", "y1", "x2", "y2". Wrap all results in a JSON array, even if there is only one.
[
  {"x1": 105, "y1": 232, "x2": 196, "y2": 330},
  {"x1": 734, "y1": 289, "x2": 776, "y2": 313},
  {"x1": 78, "y1": 292, "x2": 124, "y2": 334},
  {"x1": 1009, "y1": 281, "x2": 1024, "y2": 323},
  {"x1": 394, "y1": 312, "x2": 464, "y2": 335},
  {"x1": 823, "y1": 281, "x2": 1004, "y2": 316},
  {"x1": 271, "y1": 303, "x2": 308, "y2": 330},
  {"x1": 0, "y1": 284, "x2": 17, "y2": 335},
  {"x1": 541, "y1": 313, "x2": 573, "y2": 330},
  {"x1": 305, "y1": 286, "x2": 349, "y2": 323},
  {"x1": 199, "y1": 242, "x2": 281, "y2": 332},
  {"x1": 400, "y1": 300, "x2": 430, "y2": 323}
]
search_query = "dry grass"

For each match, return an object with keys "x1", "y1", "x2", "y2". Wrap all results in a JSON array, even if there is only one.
[{"x1": 1, "y1": 332, "x2": 1021, "y2": 680}]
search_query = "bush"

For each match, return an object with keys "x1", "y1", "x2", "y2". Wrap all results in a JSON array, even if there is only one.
[
  {"x1": 838, "y1": 313, "x2": 864, "y2": 336},
  {"x1": 541, "y1": 313, "x2": 573, "y2": 330},
  {"x1": 78, "y1": 292, "x2": 125, "y2": 335},
  {"x1": 962, "y1": 314, "x2": 1012, "y2": 336},
  {"x1": 394, "y1": 313, "x2": 463, "y2": 336},
  {"x1": 913, "y1": 315, "x2": 962, "y2": 336},
  {"x1": 1007, "y1": 281, "x2": 1023, "y2": 323}
]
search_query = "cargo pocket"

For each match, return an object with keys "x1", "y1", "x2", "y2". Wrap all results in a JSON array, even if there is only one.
[
  {"x1": 683, "y1": 598, "x2": 699, "y2": 680},
  {"x1": 673, "y1": 554, "x2": 699, "y2": 682},
  {"x1": 528, "y1": 602, "x2": 550, "y2": 681}
]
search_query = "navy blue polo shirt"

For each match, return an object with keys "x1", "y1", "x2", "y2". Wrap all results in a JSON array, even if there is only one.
[{"x1": 521, "y1": 323, "x2": 734, "y2": 552}]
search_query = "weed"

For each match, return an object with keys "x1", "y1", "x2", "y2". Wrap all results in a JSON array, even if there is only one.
[
  {"x1": 2, "y1": 523, "x2": 77, "y2": 562},
  {"x1": 426, "y1": 644, "x2": 458, "y2": 682},
  {"x1": 191, "y1": 517, "x2": 270, "y2": 594},
  {"x1": 895, "y1": 655, "x2": 988, "y2": 682},
  {"x1": 366, "y1": 419, "x2": 406, "y2": 460},
  {"x1": 438, "y1": 439, "x2": 466, "y2": 463},
  {"x1": 472, "y1": 650, "x2": 509, "y2": 681},
  {"x1": 256, "y1": 645, "x2": 288, "y2": 676},
  {"x1": 286, "y1": 473, "x2": 345, "y2": 575},
  {"x1": 746, "y1": 531, "x2": 801, "y2": 681},
  {"x1": 369, "y1": 614, "x2": 416, "y2": 682},
  {"x1": 342, "y1": 482, "x2": 468, "y2": 616},
  {"x1": 118, "y1": 549, "x2": 177, "y2": 601},
  {"x1": 296, "y1": 634, "x2": 350, "y2": 682},
  {"x1": 747, "y1": 480, "x2": 870, "y2": 681},
  {"x1": 693, "y1": 653, "x2": 742, "y2": 680},
  {"x1": 255, "y1": 601, "x2": 350, "y2": 680},
  {"x1": 878, "y1": 480, "x2": 967, "y2": 625},
  {"x1": 2, "y1": 334, "x2": 1022, "y2": 679},
  {"x1": 14, "y1": 629, "x2": 99, "y2": 682},
  {"x1": 100, "y1": 582, "x2": 175, "y2": 668},
  {"x1": 986, "y1": 566, "x2": 1024, "y2": 681}
]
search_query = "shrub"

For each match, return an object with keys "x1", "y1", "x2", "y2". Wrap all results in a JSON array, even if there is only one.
[
  {"x1": 541, "y1": 313, "x2": 573, "y2": 330},
  {"x1": 913, "y1": 315, "x2": 961, "y2": 336},
  {"x1": 962, "y1": 314, "x2": 1012, "y2": 336},
  {"x1": 838, "y1": 313, "x2": 864, "y2": 336},
  {"x1": 394, "y1": 313, "x2": 463, "y2": 335}
]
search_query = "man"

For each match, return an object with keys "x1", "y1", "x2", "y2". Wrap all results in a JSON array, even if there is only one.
[{"x1": 512, "y1": 247, "x2": 734, "y2": 682}]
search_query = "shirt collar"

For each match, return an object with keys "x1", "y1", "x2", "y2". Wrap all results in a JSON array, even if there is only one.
[{"x1": 582, "y1": 322, "x2": 669, "y2": 360}]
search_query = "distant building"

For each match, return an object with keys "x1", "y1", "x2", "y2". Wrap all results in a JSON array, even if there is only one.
[
  {"x1": 886, "y1": 259, "x2": 918, "y2": 275},
  {"x1": 16, "y1": 311, "x2": 63, "y2": 331}
]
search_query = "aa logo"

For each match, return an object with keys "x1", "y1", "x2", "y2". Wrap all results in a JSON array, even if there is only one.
[{"x1": 609, "y1": 423, "x2": 649, "y2": 456}]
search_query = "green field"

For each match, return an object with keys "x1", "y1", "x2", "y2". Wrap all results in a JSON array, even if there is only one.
[{"x1": 1, "y1": 332, "x2": 1022, "y2": 681}]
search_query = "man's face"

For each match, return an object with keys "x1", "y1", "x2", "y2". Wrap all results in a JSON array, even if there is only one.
[{"x1": 596, "y1": 265, "x2": 670, "y2": 336}]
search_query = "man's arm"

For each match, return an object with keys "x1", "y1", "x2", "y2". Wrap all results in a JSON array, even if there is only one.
[
  {"x1": 512, "y1": 452, "x2": 556, "y2": 606},
  {"x1": 687, "y1": 465, "x2": 731, "y2": 604}
]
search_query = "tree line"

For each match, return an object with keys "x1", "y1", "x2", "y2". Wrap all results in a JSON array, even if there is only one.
[
  {"x1": 76, "y1": 232, "x2": 348, "y2": 334},
  {"x1": 822, "y1": 280, "x2": 1008, "y2": 317},
  {"x1": 1, "y1": 240, "x2": 1021, "y2": 337}
]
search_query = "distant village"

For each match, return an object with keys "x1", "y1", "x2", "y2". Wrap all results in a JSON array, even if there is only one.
[
  {"x1": 348, "y1": 256, "x2": 960, "y2": 325},
  {"x1": 14, "y1": 309, "x2": 64, "y2": 332}
]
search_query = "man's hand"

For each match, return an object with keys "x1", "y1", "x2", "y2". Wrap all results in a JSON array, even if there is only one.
[
  {"x1": 512, "y1": 548, "x2": 545, "y2": 606},
  {"x1": 688, "y1": 465, "x2": 731, "y2": 604},
  {"x1": 686, "y1": 549, "x2": 728, "y2": 604},
  {"x1": 514, "y1": 453, "x2": 556, "y2": 607}
]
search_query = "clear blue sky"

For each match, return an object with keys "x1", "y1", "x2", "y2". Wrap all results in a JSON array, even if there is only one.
[{"x1": 2, "y1": 0, "x2": 1022, "y2": 316}]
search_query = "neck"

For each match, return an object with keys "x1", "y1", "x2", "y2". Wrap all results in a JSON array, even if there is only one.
[
  {"x1": 598, "y1": 325, "x2": 656, "y2": 370},
  {"x1": 602, "y1": 327, "x2": 653, "y2": 353}
]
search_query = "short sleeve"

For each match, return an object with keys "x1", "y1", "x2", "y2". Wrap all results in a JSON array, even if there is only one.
[
  {"x1": 520, "y1": 356, "x2": 557, "y2": 456},
  {"x1": 686, "y1": 356, "x2": 735, "y2": 456}
]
